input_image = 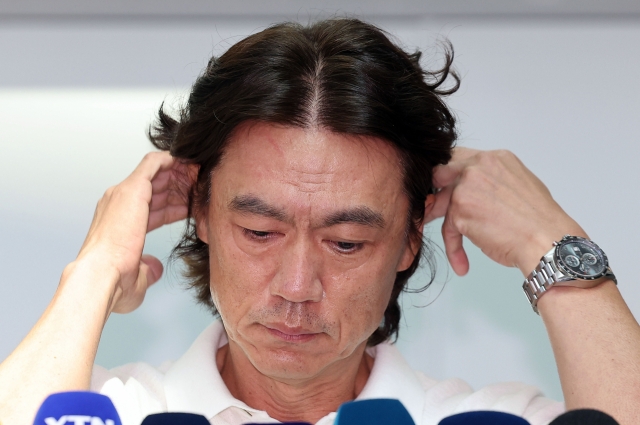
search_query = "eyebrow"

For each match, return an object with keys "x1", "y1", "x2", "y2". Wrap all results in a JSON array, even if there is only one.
[
  {"x1": 322, "y1": 206, "x2": 385, "y2": 229},
  {"x1": 228, "y1": 194, "x2": 386, "y2": 229},
  {"x1": 229, "y1": 195, "x2": 289, "y2": 222}
]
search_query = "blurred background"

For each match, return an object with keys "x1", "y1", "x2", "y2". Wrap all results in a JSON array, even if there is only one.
[{"x1": 2, "y1": 0, "x2": 640, "y2": 403}]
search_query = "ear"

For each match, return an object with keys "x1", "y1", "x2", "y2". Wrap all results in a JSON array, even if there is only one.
[
  {"x1": 423, "y1": 193, "x2": 436, "y2": 226},
  {"x1": 185, "y1": 163, "x2": 209, "y2": 244},
  {"x1": 396, "y1": 194, "x2": 436, "y2": 272},
  {"x1": 195, "y1": 209, "x2": 210, "y2": 244}
]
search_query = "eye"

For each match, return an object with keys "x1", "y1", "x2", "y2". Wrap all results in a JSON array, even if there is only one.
[
  {"x1": 331, "y1": 241, "x2": 364, "y2": 254},
  {"x1": 242, "y1": 228, "x2": 274, "y2": 241}
]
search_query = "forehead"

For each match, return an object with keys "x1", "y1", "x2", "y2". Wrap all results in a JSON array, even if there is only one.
[{"x1": 213, "y1": 122, "x2": 406, "y2": 217}]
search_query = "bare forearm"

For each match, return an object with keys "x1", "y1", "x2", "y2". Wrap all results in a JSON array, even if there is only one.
[
  {"x1": 0, "y1": 260, "x2": 117, "y2": 425},
  {"x1": 0, "y1": 153, "x2": 178, "y2": 425},
  {"x1": 538, "y1": 280, "x2": 640, "y2": 425},
  {"x1": 428, "y1": 149, "x2": 640, "y2": 422}
]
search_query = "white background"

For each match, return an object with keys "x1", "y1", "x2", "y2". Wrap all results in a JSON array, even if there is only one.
[{"x1": 1, "y1": 6, "x2": 640, "y2": 403}]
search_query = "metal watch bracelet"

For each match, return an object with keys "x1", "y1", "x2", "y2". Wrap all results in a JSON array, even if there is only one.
[{"x1": 522, "y1": 248, "x2": 616, "y2": 315}]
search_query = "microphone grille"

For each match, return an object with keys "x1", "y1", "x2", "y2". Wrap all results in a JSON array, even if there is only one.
[
  {"x1": 549, "y1": 408, "x2": 619, "y2": 425},
  {"x1": 141, "y1": 412, "x2": 210, "y2": 424},
  {"x1": 439, "y1": 411, "x2": 530, "y2": 425}
]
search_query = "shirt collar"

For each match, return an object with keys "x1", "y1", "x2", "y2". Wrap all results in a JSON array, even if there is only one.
[
  {"x1": 164, "y1": 320, "x2": 258, "y2": 419},
  {"x1": 356, "y1": 343, "x2": 426, "y2": 424},
  {"x1": 164, "y1": 320, "x2": 425, "y2": 423}
]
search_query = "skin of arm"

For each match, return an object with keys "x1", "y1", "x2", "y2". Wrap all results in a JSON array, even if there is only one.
[
  {"x1": 427, "y1": 147, "x2": 640, "y2": 424},
  {"x1": 0, "y1": 152, "x2": 187, "y2": 425}
]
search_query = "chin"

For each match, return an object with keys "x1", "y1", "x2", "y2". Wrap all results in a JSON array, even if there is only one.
[
  {"x1": 248, "y1": 346, "x2": 333, "y2": 381},
  {"x1": 245, "y1": 333, "x2": 370, "y2": 383}
]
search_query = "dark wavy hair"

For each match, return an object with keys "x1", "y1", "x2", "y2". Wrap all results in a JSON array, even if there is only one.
[{"x1": 149, "y1": 18, "x2": 458, "y2": 346}]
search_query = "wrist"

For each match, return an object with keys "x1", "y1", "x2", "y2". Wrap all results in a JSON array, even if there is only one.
[
  {"x1": 60, "y1": 256, "x2": 122, "y2": 315},
  {"x1": 522, "y1": 233, "x2": 616, "y2": 314},
  {"x1": 516, "y1": 224, "x2": 588, "y2": 277}
]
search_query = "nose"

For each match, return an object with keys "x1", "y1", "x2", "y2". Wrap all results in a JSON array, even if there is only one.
[{"x1": 269, "y1": 236, "x2": 323, "y2": 304}]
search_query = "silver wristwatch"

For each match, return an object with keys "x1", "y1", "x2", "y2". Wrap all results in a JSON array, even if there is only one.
[{"x1": 522, "y1": 235, "x2": 616, "y2": 314}]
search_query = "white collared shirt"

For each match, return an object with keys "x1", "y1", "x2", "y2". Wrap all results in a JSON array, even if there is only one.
[{"x1": 91, "y1": 321, "x2": 564, "y2": 425}]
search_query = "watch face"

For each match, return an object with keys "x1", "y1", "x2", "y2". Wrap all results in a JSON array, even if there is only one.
[{"x1": 556, "y1": 238, "x2": 607, "y2": 279}]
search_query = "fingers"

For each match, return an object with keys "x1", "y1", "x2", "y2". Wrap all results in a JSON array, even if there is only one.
[
  {"x1": 451, "y1": 146, "x2": 480, "y2": 161},
  {"x1": 432, "y1": 147, "x2": 480, "y2": 189},
  {"x1": 120, "y1": 151, "x2": 181, "y2": 201},
  {"x1": 149, "y1": 155, "x2": 192, "y2": 211},
  {"x1": 149, "y1": 190, "x2": 170, "y2": 212},
  {"x1": 442, "y1": 213, "x2": 470, "y2": 276},
  {"x1": 149, "y1": 187, "x2": 186, "y2": 211},
  {"x1": 425, "y1": 149, "x2": 474, "y2": 223},
  {"x1": 148, "y1": 173, "x2": 190, "y2": 231},
  {"x1": 144, "y1": 154, "x2": 192, "y2": 232},
  {"x1": 82, "y1": 152, "x2": 188, "y2": 315},
  {"x1": 424, "y1": 185, "x2": 453, "y2": 223},
  {"x1": 428, "y1": 147, "x2": 478, "y2": 274},
  {"x1": 150, "y1": 161, "x2": 192, "y2": 194},
  {"x1": 150, "y1": 169, "x2": 190, "y2": 210},
  {"x1": 130, "y1": 151, "x2": 175, "y2": 182},
  {"x1": 147, "y1": 205, "x2": 189, "y2": 232},
  {"x1": 112, "y1": 255, "x2": 164, "y2": 314},
  {"x1": 432, "y1": 164, "x2": 461, "y2": 189},
  {"x1": 140, "y1": 254, "x2": 164, "y2": 286},
  {"x1": 150, "y1": 168, "x2": 173, "y2": 193}
]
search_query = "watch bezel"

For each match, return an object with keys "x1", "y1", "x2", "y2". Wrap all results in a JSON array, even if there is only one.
[{"x1": 553, "y1": 235, "x2": 609, "y2": 280}]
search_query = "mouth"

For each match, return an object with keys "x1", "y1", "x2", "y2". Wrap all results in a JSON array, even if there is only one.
[{"x1": 263, "y1": 323, "x2": 321, "y2": 343}]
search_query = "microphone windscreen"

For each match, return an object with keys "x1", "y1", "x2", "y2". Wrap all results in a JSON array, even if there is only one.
[
  {"x1": 334, "y1": 399, "x2": 415, "y2": 425},
  {"x1": 141, "y1": 412, "x2": 210, "y2": 424},
  {"x1": 33, "y1": 391, "x2": 122, "y2": 425},
  {"x1": 549, "y1": 409, "x2": 619, "y2": 425},
  {"x1": 438, "y1": 411, "x2": 531, "y2": 425}
]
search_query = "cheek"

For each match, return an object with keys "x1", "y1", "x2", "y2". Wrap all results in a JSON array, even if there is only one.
[
  {"x1": 207, "y1": 223, "x2": 280, "y2": 327},
  {"x1": 327, "y1": 262, "x2": 396, "y2": 340},
  {"x1": 344, "y1": 239, "x2": 406, "y2": 340}
]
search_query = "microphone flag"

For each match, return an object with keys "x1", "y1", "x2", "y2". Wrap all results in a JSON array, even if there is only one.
[
  {"x1": 334, "y1": 398, "x2": 415, "y2": 425},
  {"x1": 438, "y1": 411, "x2": 531, "y2": 425},
  {"x1": 32, "y1": 391, "x2": 122, "y2": 425},
  {"x1": 141, "y1": 412, "x2": 210, "y2": 424}
]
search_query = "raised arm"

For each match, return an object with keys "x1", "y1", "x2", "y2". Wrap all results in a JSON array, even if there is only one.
[
  {"x1": 426, "y1": 148, "x2": 640, "y2": 424},
  {"x1": 0, "y1": 152, "x2": 189, "y2": 425}
]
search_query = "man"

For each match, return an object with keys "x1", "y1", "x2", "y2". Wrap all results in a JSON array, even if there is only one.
[{"x1": 1, "y1": 18, "x2": 640, "y2": 425}]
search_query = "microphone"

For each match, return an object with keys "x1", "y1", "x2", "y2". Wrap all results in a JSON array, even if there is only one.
[
  {"x1": 334, "y1": 399, "x2": 415, "y2": 425},
  {"x1": 243, "y1": 399, "x2": 414, "y2": 425},
  {"x1": 243, "y1": 398, "x2": 414, "y2": 425},
  {"x1": 438, "y1": 411, "x2": 530, "y2": 425},
  {"x1": 33, "y1": 391, "x2": 122, "y2": 425},
  {"x1": 141, "y1": 413, "x2": 210, "y2": 424},
  {"x1": 141, "y1": 412, "x2": 310, "y2": 425},
  {"x1": 548, "y1": 409, "x2": 619, "y2": 425}
]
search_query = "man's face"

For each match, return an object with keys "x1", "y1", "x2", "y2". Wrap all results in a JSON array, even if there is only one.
[{"x1": 199, "y1": 122, "x2": 417, "y2": 381}]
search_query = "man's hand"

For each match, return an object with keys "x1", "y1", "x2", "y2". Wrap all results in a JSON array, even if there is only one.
[
  {"x1": 424, "y1": 149, "x2": 640, "y2": 424},
  {"x1": 425, "y1": 147, "x2": 585, "y2": 276},
  {"x1": 73, "y1": 151, "x2": 190, "y2": 313},
  {"x1": 0, "y1": 151, "x2": 193, "y2": 425}
]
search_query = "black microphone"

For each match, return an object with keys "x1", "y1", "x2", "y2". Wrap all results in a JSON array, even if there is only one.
[
  {"x1": 32, "y1": 391, "x2": 122, "y2": 425},
  {"x1": 141, "y1": 412, "x2": 210, "y2": 424},
  {"x1": 438, "y1": 411, "x2": 531, "y2": 425},
  {"x1": 549, "y1": 409, "x2": 619, "y2": 425}
]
